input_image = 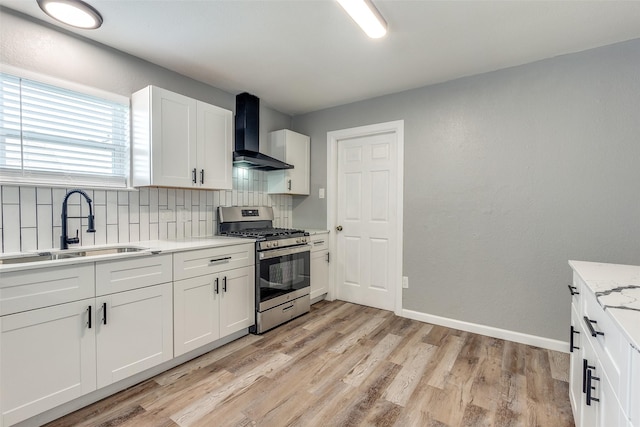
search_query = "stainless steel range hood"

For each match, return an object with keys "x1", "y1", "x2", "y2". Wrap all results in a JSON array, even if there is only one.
[{"x1": 234, "y1": 92, "x2": 293, "y2": 171}]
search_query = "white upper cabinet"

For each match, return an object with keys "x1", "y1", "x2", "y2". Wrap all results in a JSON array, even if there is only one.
[
  {"x1": 265, "y1": 129, "x2": 310, "y2": 195},
  {"x1": 132, "y1": 85, "x2": 232, "y2": 190}
]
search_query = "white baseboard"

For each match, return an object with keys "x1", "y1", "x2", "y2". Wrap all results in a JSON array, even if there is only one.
[{"x1": 401, "y1": 309, "x2": 568, "y2": 353}]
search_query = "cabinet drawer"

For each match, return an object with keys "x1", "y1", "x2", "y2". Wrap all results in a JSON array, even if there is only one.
[
  {"x1": 310, "y1": 235, "x2": 329, "y2": 252},
  {"x1": 0, "y1": 264, "x2": 95, "y2": 316},
  {"x1": 582, "y1": 285, "x2": 631, "y2": 400},
  {"x1": 173, "y1": 243, "x2": 255, "y2": 281},
  {"x1": 96, "y1": 254, "x2": 172, "y2": 296}
]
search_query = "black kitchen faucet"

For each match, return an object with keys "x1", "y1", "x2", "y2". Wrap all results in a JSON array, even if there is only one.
[{"x1": 60, "y1": 189, "x2": 96, "y2": 250}]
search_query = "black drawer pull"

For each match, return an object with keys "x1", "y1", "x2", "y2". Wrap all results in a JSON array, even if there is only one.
[
  {"x1": 200, "y1": 169, "x2": 204, "y2": 184},
  {"x1": 583, "y1": 316, "x2": 605, "y2": 337},
  {"x1": 192, "y1": 168, "x2": 197, "y2": 184},
  {"x1": 87, "y1": 305, "x2": 92, "y2": 329},
  {"x1": 586, "y1": 368, "x2": 600, "y2": 406},
  {"x1": 214, "y1": 277, "x2": 219, "y2": 294},
  {"x1": 567, "y1": 284, "x2": 580, "y2": 296},
  {"x1": 102, "y1": 302, "x2": 107, "y2": 325},
  {"x1": 570, "y1": 325, "x2": 580, "y2": 352},
  {"x1": 209, "y1": 256, "x2": 232, "y2": 265}
]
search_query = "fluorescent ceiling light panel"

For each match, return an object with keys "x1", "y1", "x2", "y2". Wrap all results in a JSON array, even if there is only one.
[
  {"x1": 37, "y1": 0, "x2": 103, "y2": 29},
  {"x1": 337, "y1": 0, "x2": 387, "y2": 39}
]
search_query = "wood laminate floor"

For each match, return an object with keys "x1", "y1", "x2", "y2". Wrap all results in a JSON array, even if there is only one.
[{"x1": 45, "y1": 300, "x2": 574, "y2": 427}]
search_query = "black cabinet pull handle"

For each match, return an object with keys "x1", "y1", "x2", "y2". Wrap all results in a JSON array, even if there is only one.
[
  {"x1": 326, "y1": 252, "x2": 330, "y2": 263},
  {"x1": 209, "y1": 256, "x2": 232, "y2": 265},
  {"x1": 583, "y1": 359, "x2": 595, "y2": 394},
  {"x1": 87, "y1": 305, "x2": 92, "y2": 329},
  {"x1": 567, "y1": 284, "x2": 580, "y2": 296},
  {"x1": 102, "y1": 302, "x2": 107, "y2": 325},
  {"x1": 192, "y1": 168, "x2": 197, "y2": 184},
  {"x1": 583, "y1": 316, "x2": 604, "y2": 337},
  {"x1": 586, "y1": 368, "x2": 600, "y2": 406},
  {"x1": 200, "y1": 169, "x2": 204, "y2": 184},
  {"x1": 223, "y1": 276, "x2": 227, "y2": 292},
  {"x1": 570, "y1": 325, "x2": 580, "y2": 352},
  {"x1": 214, "y1": 277, "x2": 219, "y2": 294},
  {"x1": 288, "y1": 179, "x2": 292, "y2": 191}
]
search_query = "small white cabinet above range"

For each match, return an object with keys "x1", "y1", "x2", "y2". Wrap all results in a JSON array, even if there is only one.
[
  {"x1": 131, "y1": 85, "x2": 233, "y2": 190},
  {"x1": 265, "y1": 129, "x2": 310, "y2": 195}
]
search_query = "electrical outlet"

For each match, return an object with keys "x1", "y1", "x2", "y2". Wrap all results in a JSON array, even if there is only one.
[{"x1": 402, "y1": 276, "x2": 409, "y2": 289}]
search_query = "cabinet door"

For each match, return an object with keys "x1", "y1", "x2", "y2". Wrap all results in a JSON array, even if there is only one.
[
  {"x1": 1, "y1": 300, "x2": 96, "y2": 426},
  {"x1": 219, "y1": 266, "x2": 255, "y2": 337},
  {"x1": 151, "y1": 87, "x2": 197, "y2": 187},
  {"x1": 286, "y1": 131, "x2": 310, "y2": 195},
  {"x1": 310, "y1": 250, "x2": 329, "y2": 302},
  {"x1": 174, "y1": 275, "x2": 220, "y2": 356},
  {"x1": 630, "y1": 348, "x2": 640, "y2": 426},
  {"x1": 96, "y1": 283, "x2": 173, "y2": 388},
  {"x1": 570, "y1": 304, "x2": 584, "y2": 426},
  {"x1": 197, "y1": 101, "x2": 233, "y2": 190}
]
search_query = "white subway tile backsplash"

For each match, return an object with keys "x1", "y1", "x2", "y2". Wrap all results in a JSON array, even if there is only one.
[
  {"x1": 3, "y1": 204, "x2": 21, "y2": 252},
  {"x1": 3, "y1": 186, "x2": 19, "y2": 204},
  {"x1": 21, "y1": 227, "x2": 37, "y2": 251},
  {"x1": 36, "y1": 188, "x2": 52, "y2": 205},
  {"x1": 37, "y1": 204, "x2": 53, "y2": 250},
  {"x1": 0, "y1": 169, "x2": 293, "y2": 253}
]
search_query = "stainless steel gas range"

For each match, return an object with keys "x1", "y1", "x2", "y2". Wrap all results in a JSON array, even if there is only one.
[{"x1": 218, "y1": 206, "x2": 310, "y2": 334}]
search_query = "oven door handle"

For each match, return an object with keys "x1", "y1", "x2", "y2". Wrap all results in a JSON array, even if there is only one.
[{"x1": 259, "y1": 244, "x2": 311, "y2": 260}]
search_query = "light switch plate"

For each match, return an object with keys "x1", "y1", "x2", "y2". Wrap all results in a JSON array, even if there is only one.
[
  {"x1": 402, "y1": 276, "x2": 409, "y2": 288},
  {"x1": 319, "y1": 188, "x2": 325, "y2": 199}
]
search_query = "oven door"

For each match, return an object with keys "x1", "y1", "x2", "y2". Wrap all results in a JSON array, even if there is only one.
[{"x1": 257, "y1": 244, "x2": 310, "y2": 312}]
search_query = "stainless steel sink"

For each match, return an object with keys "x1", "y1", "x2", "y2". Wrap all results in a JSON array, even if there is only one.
[
  {"x1": 0, "y1": 246, "x2": 147, "y2": 265},
  {"x1": 67, "y1": 246, "x2": 146, "y2": 257}
]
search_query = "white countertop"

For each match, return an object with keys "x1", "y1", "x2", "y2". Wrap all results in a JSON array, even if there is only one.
[
  {"x1": 569, "y1": 260, "x2": 640, "y2": 350},
  {"x1": 0, "y1": 236, "x2": 254, "y2": 273}
]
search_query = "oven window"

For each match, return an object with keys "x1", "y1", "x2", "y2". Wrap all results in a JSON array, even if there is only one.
[{"x1": 259, "y1": 251, "x2": 310, "y2": 302}]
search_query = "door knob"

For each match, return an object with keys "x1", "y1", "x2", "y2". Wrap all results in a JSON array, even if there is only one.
[{"x1": 336, "y1": 225, "x2": 343, "y2": 232}]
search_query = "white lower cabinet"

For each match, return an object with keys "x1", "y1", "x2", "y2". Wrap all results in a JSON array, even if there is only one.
[
  {"x1": 568, "y1": 263, "x2": 637, "y2": 427},
  {"x1": 310, "y1": 233, "x2": 330, "y2": 302},
  {"x1": 174, "y1": 265, "x2": 254, "y2": 356},
  {"x1": 0, "y1": 299, "x2": 97, "y2": 427},
  {"x1": 0, "y1": 245, "x2": 255, "y2": 426},
  {"x1": 96, "y1": 282, "x2": 173, "y2": 388}
]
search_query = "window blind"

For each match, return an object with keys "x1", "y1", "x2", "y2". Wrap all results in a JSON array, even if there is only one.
[{"x1": 0, "y1": 73, "x2": 130, "y2": 188}]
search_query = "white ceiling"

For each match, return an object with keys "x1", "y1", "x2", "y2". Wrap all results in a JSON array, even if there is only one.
[{"x1": 2, "y1": 0, "x2": 640, "y2": 115}]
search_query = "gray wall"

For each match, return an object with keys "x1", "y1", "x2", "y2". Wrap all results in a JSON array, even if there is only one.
[
  {"x1": 292, "y1": 39, "x2": 640, "y2": 342},
  {"x1": 0, "y1": 8, "x2": 292, "y2": 143}
]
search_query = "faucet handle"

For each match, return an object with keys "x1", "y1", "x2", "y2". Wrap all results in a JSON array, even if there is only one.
[{"x1": 67, "y1": 230, "x2": 80, "y2": 245}]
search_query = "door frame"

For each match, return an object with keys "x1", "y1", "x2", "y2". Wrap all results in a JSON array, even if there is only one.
[{"x1": 326, "y1": 120, "x2": 404, "y2": 315}]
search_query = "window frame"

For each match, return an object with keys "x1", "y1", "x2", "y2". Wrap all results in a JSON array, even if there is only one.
[{"x1": 0, "y1": 65, "x2": 131, "y2": 189}]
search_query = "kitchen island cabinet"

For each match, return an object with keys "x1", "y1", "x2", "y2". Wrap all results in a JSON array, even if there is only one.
[
  {"x1": 132, "y1": 85, "x2": 233, "y2": 190},
  {"x1": 568, "y1": 261, "x2": 640, "y2": 427}
]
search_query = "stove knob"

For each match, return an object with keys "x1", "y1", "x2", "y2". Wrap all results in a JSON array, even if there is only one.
[
  {"x1": 266, "y1": 242, "x2": 272, "y2": 249},
  {"x1": 273, "y1": 241, "x2": 278, "y2": 247}
]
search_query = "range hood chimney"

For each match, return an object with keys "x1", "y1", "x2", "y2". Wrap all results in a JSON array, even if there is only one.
[{"x1": 233, "y1": 92, "x2": 293, "y2": 170}]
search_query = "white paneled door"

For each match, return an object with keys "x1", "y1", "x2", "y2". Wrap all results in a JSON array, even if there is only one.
[{"x1": 335, "y1": 130, "x2": 399, "y2": 311}]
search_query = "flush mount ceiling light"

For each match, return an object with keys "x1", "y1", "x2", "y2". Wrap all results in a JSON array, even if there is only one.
[
  {"x1": 336, "y1": 0, "x2": 387, "y2": 39},
  {"x1": 37, "y1": 0, "x2": 103, "y2": 29}
]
